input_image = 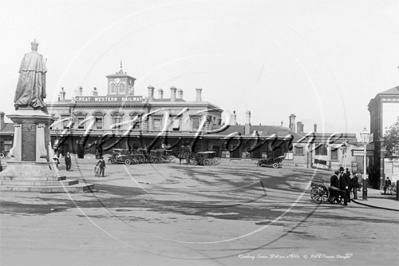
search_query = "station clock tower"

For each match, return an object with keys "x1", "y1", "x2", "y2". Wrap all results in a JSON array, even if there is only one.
[{"x1": 106, "y1": 61, "x2": 136, "y2": 96}]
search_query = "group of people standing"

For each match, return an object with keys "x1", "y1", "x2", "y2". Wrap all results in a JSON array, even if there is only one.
[
  {"x1": 330, "y1": 167, "x2": 361, "y2": 206},
  {"x1": 52, "y1": 152, "x2": 106, "y2": 177}
]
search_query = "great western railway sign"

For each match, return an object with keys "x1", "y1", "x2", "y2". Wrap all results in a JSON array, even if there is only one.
[{"x1": 74, "y1": 96, "x2": 143, "y2": 102}]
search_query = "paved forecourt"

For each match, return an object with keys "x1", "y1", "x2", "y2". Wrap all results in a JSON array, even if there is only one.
[{"x1": 1, "y1": 160, "x2": 398, "y2": 266}]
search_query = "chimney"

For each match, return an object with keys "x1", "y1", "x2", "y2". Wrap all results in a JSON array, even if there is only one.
[
  {"x1": 170, "y1": 86, "x2": 177, "y2": 102},
  {"x1": 177, "y1": 89, "x2": 183, "y2": 99},
  {"x1": 245, "y1": 110, "x2": 251, "y2": 135},
  {"x1": 281, "y1": 121, "x2": 283, "y2": 127},
  {"x1": 147, "y1": 85, "x2": 154, "y2": 101},
  {"x1": 74, "y1": 86, "x2": 83, "y2": 96},
  {"x1": 231, "y1": 110, "x2": 237, "y2": 125},
  {"x1": 0, "y1": 112, "x2": 5, "y2": 130},
  {"x1": 158, "y1": 88, "x2": 163, "y2": 99},
  {"x1": 314, "y1": 123, "x2": 317, "y2": 133},
  {"x1": 289, "y1": 114, "x2": 296, "y2": 132},
  {"x1": 195, "y1": 88, "x2": 202, "y2": 102},
  {"x1": 297, "y1": 121, "x2": 304, "y2": 134},
  {"x1": 92, "y1": 87, "x2": 98, "y2": 96},
  {"x1": 59, "y1": 87, "x2": 66, "y2": 101}
]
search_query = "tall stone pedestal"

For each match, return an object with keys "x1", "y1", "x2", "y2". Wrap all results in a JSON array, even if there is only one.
[{"x1": 0, "y1": 109, "x2": 94, "y2": 193}]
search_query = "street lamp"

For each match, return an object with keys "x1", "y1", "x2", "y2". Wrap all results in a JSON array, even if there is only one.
[{"x1": 360, "y1": 127, "x2": 370, "y2": 201}]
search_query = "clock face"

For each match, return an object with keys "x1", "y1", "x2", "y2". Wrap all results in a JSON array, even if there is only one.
[{"x1": 114, "y1": 78, "x2": 120, "y2": 84}]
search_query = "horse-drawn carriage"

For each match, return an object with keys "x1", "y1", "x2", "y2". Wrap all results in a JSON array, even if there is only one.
[
  {"x1": 310, "y1": 177, "x2": 343, "y2": 204},
  {"x1": 257, "y1": 155, "x2": 285, "y2": 168}
]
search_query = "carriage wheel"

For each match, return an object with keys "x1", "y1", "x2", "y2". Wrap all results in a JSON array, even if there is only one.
[
  {"x1": 321, "y1": 194, "x2": 328, "y2": 203},
  {"x1": 272, "y1": 163, "x2": 279, "y2": 169},
  {"x1": 125, "y1": 159, "x2": 131, "y2": 165},
  {"x1": 203, "y1": 159, "x2": 211, "y2": 166},
  {"x1": 153, "y1": 157, "x2": 160, "y2": 164},
  {"x1": 314, "y1": 193, "x2": 323, "y2": 204},
  {"x1": 192, "y1": 160, "x2": 198, "y2": 165},
  {"x1": 108, "y1": 158, "x2": 114, "y2": 164},
  {"x1": 310, "y1": 187, "x2": 317, "y2": 200}
]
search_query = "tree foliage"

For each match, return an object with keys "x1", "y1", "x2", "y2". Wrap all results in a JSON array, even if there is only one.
[{"x1": 383, "y1": 121, "x2": 399, "y2": 158}]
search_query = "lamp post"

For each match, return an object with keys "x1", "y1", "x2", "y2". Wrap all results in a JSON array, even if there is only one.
[{"x1": 360, "y1": 127, "x2": 370, "y2": 201}]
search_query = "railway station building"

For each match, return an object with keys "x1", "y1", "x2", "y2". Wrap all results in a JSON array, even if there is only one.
[{"x1": 1, "y1": 65, "x2": 359, "y2": 169}]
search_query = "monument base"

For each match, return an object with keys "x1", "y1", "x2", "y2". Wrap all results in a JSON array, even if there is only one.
[
  {"x1": 1, "y1": 108, "x2": 94, "y2": 193},
  {"x1": 0, "y1": 161, "x2": 94, "y2": 193}
]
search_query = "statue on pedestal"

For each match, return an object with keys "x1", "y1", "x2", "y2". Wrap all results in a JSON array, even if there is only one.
[{"x1": 14, "y1": 40, "x2": 47, "y2": 112}]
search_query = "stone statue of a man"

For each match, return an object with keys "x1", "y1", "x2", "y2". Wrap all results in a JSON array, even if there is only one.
[{"x1": 14, "y1": 40, "x2": 47, "y2": 112}]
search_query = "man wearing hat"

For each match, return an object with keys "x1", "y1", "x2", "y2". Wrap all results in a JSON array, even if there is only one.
[
  {"x1": 339, "y1": 166, "x2": 352, "y2": 205},
  {"x1": 330, "y1": 170, "x2": 340, "y2": 200}
]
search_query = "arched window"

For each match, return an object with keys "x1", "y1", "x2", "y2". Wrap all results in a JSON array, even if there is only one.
[
  {"x1": 315, "y1": 144, "x2": 328, "y2": 156},
  {"x1": 92, "y1": 111, "x2": 106, "y2": 130},
  {"x1": 129, "y1": 111, "x2": 143, "y2": 130},
  {"x1": 73, "y1": 111, "x2": 88, "y2": 130},
  {"x1": 119, "y1": 82, "x2": 125, "y2": 94},
  {"x1": 110, "y1": 111, "x2": 124, "y2": 132},
  {"x1": 111, "y1": 83, "x2": 116, "y2": 93}
]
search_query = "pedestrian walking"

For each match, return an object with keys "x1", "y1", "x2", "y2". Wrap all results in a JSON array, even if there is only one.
[
  {"x1": 65, "y1": 152, "x2": 72, "y2": 171},
  {"x1": 339, "y1": 166, "x2": 351, "y2": 206},
  {"x1": 351, "y1": 172, "x2": 360, "y2": 200},
  {"x1": 384, "y1": 177, "x2": 392, "y2": 194},
  {"x1": 98, "y1": 157, "x2": 106, "y2": 177}
]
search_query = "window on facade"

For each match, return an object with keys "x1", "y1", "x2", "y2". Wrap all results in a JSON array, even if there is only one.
[
  {"x1": 331, "y1": 149, "x2": 338, "y2": 160},
  {"x1": 172, "y1": 119, "x2": 180, "y2": 131},
  {"x1": 192, "y1": 117, "x2": 200, "y2": 131},
  {"x1": 61, "y1": 116, "x2": 70, "y2": 129},
  {"x1": 77, "y1": 117, "x2": 85, "y2": 129},
  {"x1": 119, "y1": 83, "x2": 125, "y2": 94},
  {"x1": 315, "y1": 145, "x2": 328, "y2": 156},
  {"x1": 96, "y1": 117, "x2": 103, "y2": 129},
  {"x1": 153, "y1": 118, "x2": 161, "y2": 131},
  {"x1": 114, "y1": 117, "x2": 121, "y2": 129},
  {"x1": 111, "y1": 83, "x2": 116, "y2": 93},
  {"x1": 4, "y1": 140, "x2": 12, "y2": 152},
  {"x1": 295, "y1": 146, "x2": 304, "y2": 155},
  {"x1": 261, "y1": 152, "x2": 268, "y2": 158}
]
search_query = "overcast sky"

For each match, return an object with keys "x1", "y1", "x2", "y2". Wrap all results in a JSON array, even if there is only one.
[{"x1": 1, "y1": 0, "x2": 398, "y2": 137}]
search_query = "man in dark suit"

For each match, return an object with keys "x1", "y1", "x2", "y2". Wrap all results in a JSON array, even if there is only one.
[
  {"x1": 330, "y1": 170, "x2": 340, "y2": 188},
  {"x1": 65, "y1": 152, "x2": 72, "y2": 171},
  {"x1": 99, "y1": 157, "x2": 106, "y2": 177},
  {"x1": 330, "y1": 170, "x2": 340, "y2": 200},
  {"x1": 384, "y1": 177, "x2": 392, "y2": 194},
  {"x1": 339, "y1": 167, "x2": 351, "y2": 205}
]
